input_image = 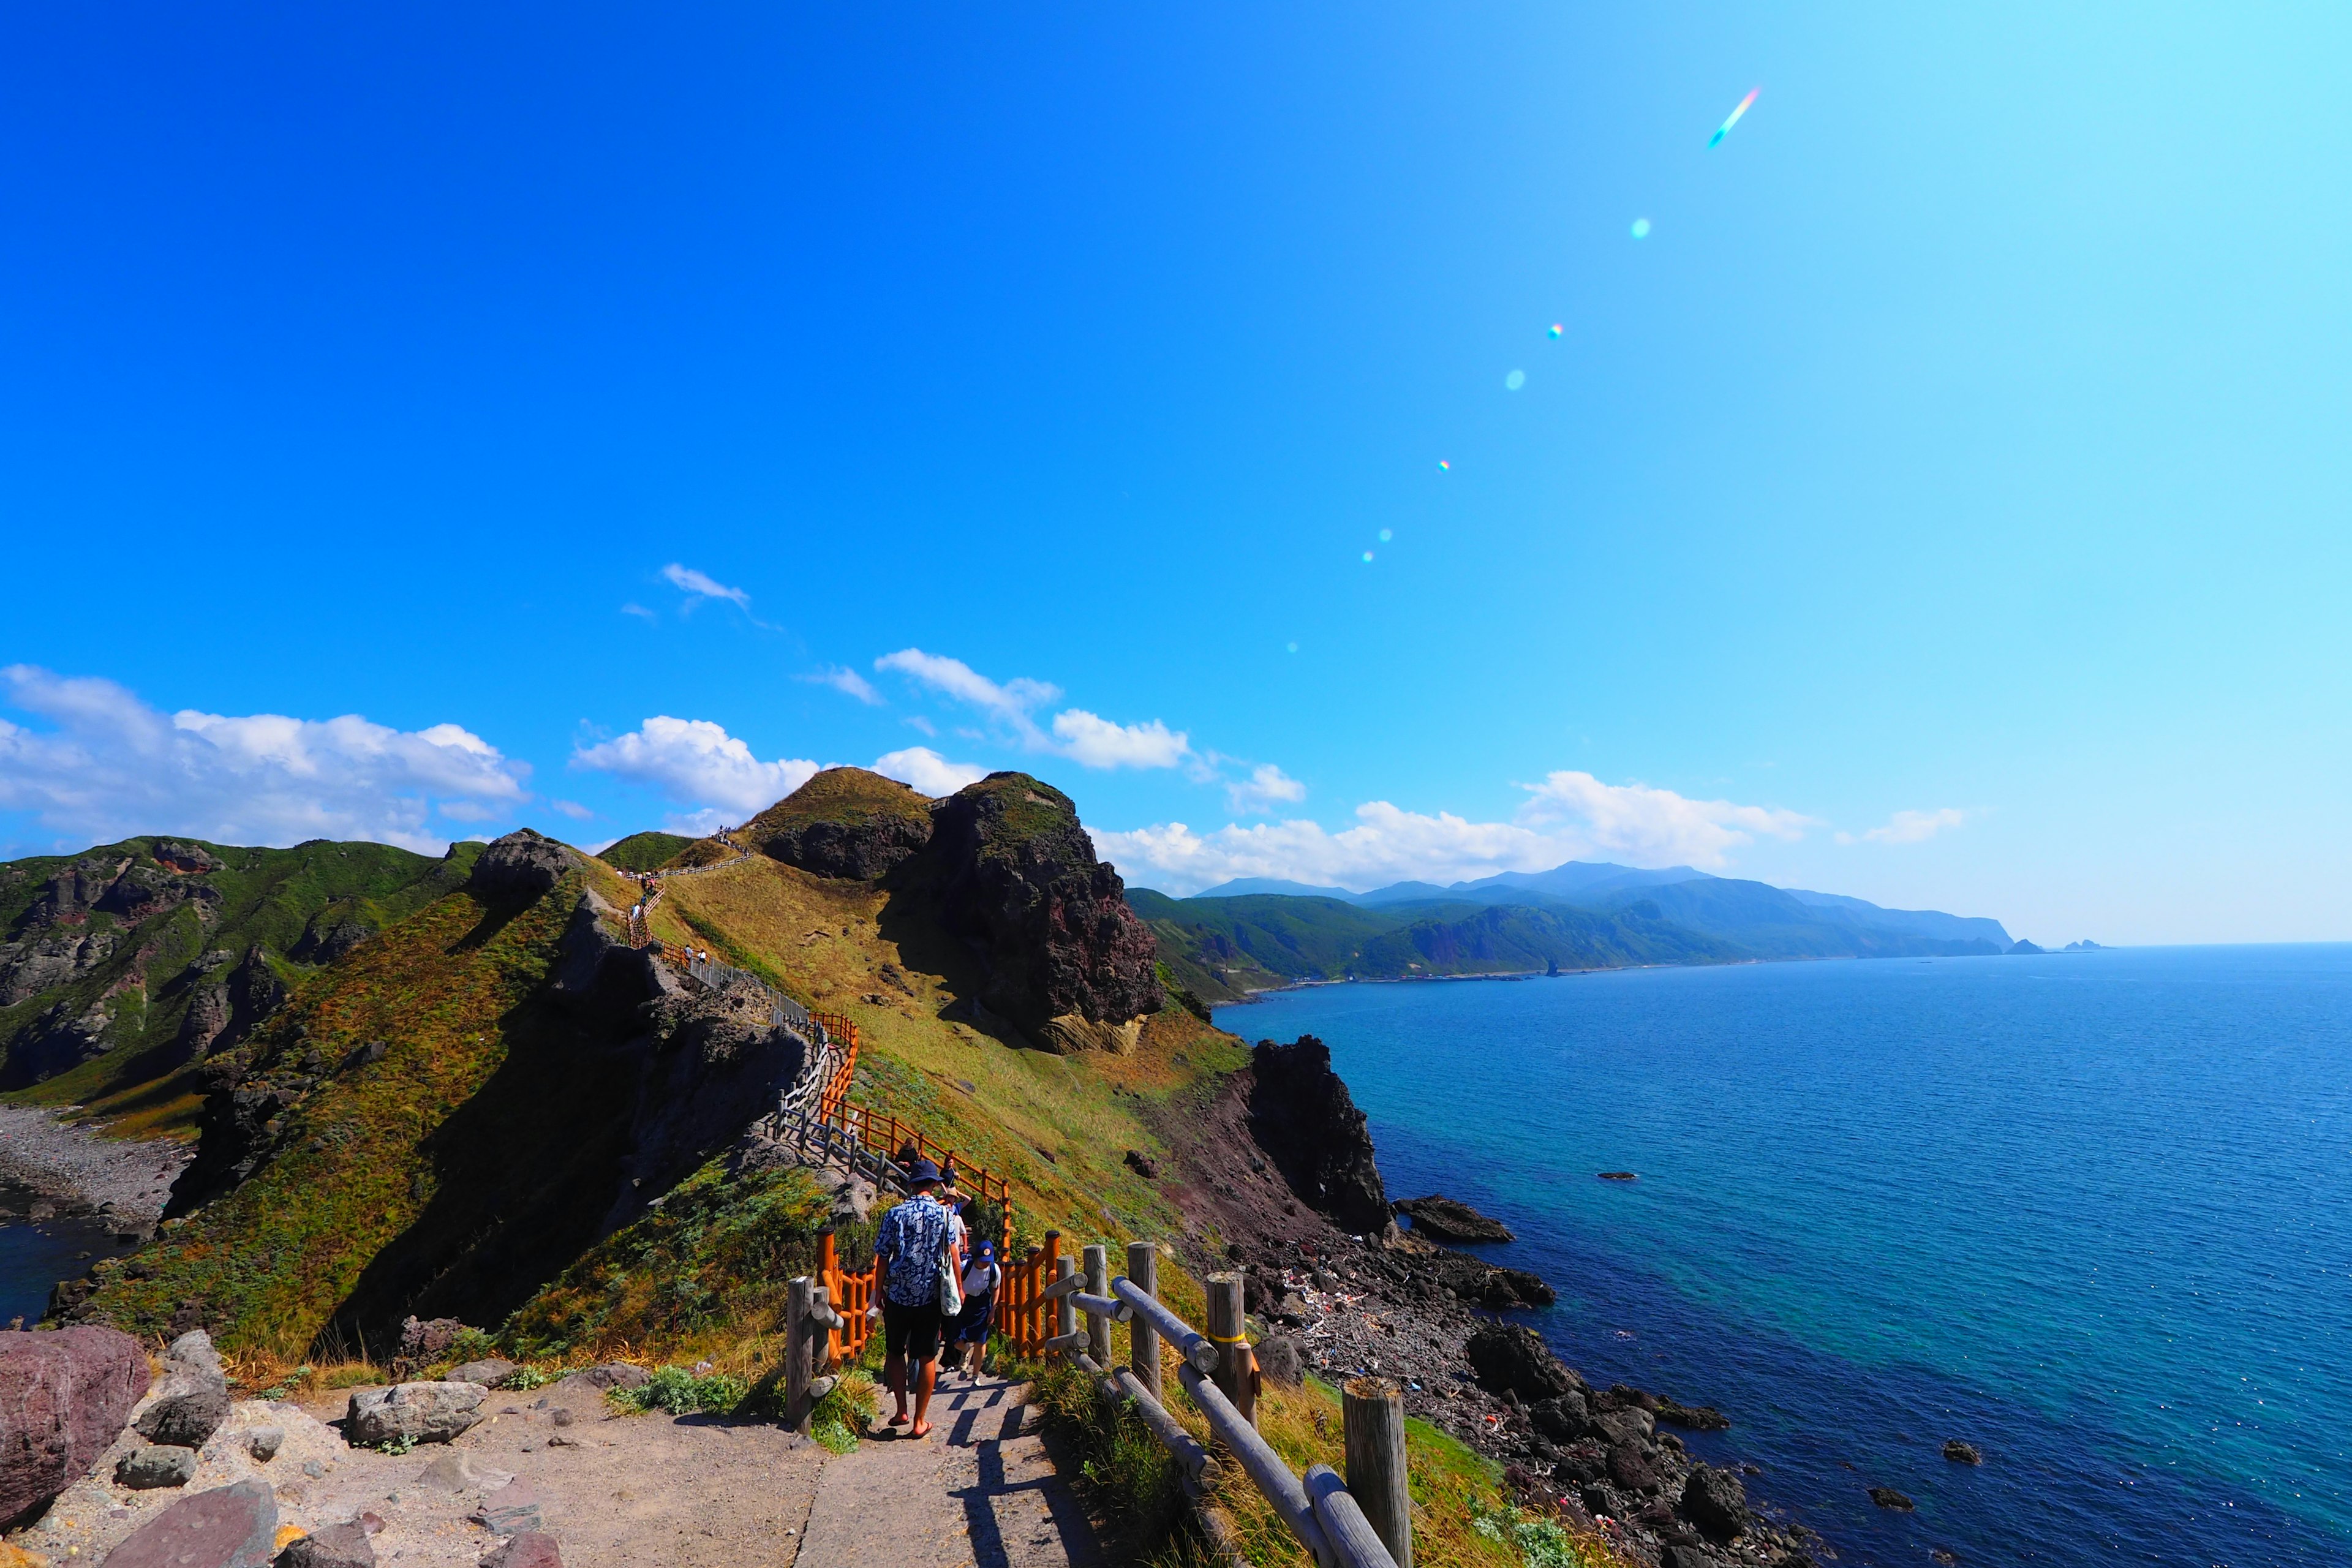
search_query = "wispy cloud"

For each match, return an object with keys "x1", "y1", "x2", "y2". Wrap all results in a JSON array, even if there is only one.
[
  {"x1": 1091, "y1": 771, "x2": 1814, "y2": 894},
  {"x1": 1227, "y1": 763, "x2": 1307, "y2": 814},
  {"x1": 662, "y1": 563, "x2": 753, "y2": 612},
  {"x1": 872, "y1": 746, "x2": 989, "y2": 796},
  {"x1": 620, "y1": 603, "x2": 657, "y2": 622},
  {"x1": 1838, "y1": 807, "x2": 1968, "y2": 846},
  {"x1": 571, "y1": 717, "x2": 817, "y2": 818},
  {"x1": 807, "y1": 666, "x2": 884, "y2": 706},
  {"x1": 0, "y1": 666, "x2": 529, "y2": 854},
  {"x1": 873, "y1": 647, "x2": 1189, "y2": 771},
  {"x1": 549, "y1": 799, "x2": 595, "y2": 821}
]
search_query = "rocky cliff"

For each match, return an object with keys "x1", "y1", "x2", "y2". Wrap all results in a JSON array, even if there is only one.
[
  {"x1": 1245, "y1": 1034, "x2": 1390, "y2": 1232},
  {"x1": 741, "y1": 767, "x2": 935, "y2": 880}
]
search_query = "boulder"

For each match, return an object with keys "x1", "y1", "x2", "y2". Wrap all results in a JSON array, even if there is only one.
[
  {"x1": 344, "y1": 1382, "x2": 484, "y2": 1447},
  {"x1": 102, "y1": 1479, "x2": 277, "y2": 1568},
  {"x1": 448, "y1": 1360, "x2": 516, "y2": 1389},
  {"x1": 116, "y1": 1445, "x2": 199, "y2": 1490},
  {"x1": 246, "y1": 1427, "x2": 284, "y2": 1462},
  {"x1": 1254, "y1": 1337, "x2": 1305, "y2": 1389},
  {"x1": 1123, "y1": 1150, "x2": 1159, "y2": 1180},
  {"x1": 134, "y1": 1330, "x2": 232, "y2": 1450},
  {"x1": 469, "y1": 1479, "x2": 543, "y2": 1536},
  {"x1": 1463, "y1": 1322, "x2": 1580, "y2": 1403},
  {"x1": 1528, "y1": 1391, "x2": 1589, "y2": 1443},
  {"x1": 1942, "y1": 1439, "x2": 1981, "y2": 1464},
  {"x1": 1657, "y1": 1398, "x2": 1731, "y2": 1431},
  {"x1": 555, "y1": 1363, "x2": 646, "y2": 1393},
  {"x1": 274, "y1": 1521, "x2": 376, "y2": 1568},
  {"x1": 1868, "y1": 1487, "x2": 1915, "y2": 1511},
  {"x1": 1392, "y1": 1195, "x2": 1515, "y2": 1244},
  {"x1": 1662, "y1": 1545, "x2": 1713, "y2": 1568},
  {"x1": 1, "y1": 1325, "x2": 149, "y2": 1525},
  {"x1": 481, "y1": 1534, "x2": 563, "y2": 1568},
  {"x1": 1606, "y1": 1442, "x2": 1660, "y2": 1494},
  {"x1": 1477, "y1": 1267, "x2": 1556, "y2": 1310},
  {"x1": 1679, "y1": 1463, "x2": 1749, "y2": 1542},
  {"x1": 1246, "y1": 1038, "x2": 1390, "y2": 1232},
  {"x1": 466, "y1": 831, "x2": 579, "y2": 902},
  {"x1": 1591, "y1": 1406, "x2": 1656, "y2": 1446}
]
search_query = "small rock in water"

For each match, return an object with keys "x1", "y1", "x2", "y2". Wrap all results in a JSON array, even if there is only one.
[
  {"x1": 1942, "y1": 1438, "x2": 1982, "y2": 1463},
  {"x1": 1392, "y1": 1194, "x2": 1515, "y2": 1243},
  {"x1": 1598, "y1": 1171, "x2": 1637, "y2": 1182},
  {"x1": 1869, "y1": 1486, "x2": 1916, "y2": 1510}
]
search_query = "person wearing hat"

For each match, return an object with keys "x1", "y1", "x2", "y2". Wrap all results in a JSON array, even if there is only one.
[
  {"x1": 870, "y1": 1156, "x2": 960, "y2": 1438},
  {"x1": 952, "y1": 1237, "x2": 1002, "y2": 1382}
]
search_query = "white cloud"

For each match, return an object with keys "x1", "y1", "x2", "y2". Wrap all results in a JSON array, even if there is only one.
[
  {"x1": 1091, "y1": 772, "x2": 1814, "y2": 894},
  {"x1": 662, "y1": 563, "x2": 753, "y2": 611},
  {"x1": 873, "y1": 647, "x2": 1189, "y2": 771},
  {"x1": 571, "y1": 717, "x2": 817, "y2": 818},
  {"x1": 1517, "y1": 771, "x2": 1811, "y2": 865},
  {"x1": 1227, "y1": 763, "x2": 1307, "y2": 814},
  {"x1": 1838, "y1": 807, "x2": 1968, "y2": 846},
  {"x1": 549, "y1": 799, "x2": 595, "y2": 821},
  {"x1": 872, "y1": 747, "x2": 989, "y2": 797},
  {"x1": 620, "y1": 603, "x2": 657, "y2": 622},
  {"x1": 0, "y1": 666, "x2": 529, "y2": 854},
  {"x1": 808, "y1": 667, "x2": 884, "y2": 706},
  {"x1": 1050, "y1": 710, "x2": 1190, "y2": 770}
]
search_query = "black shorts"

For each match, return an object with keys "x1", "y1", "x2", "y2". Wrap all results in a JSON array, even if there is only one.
[{"x1": 883, "y1": 1297, "x2": 943, "y2": 1364}]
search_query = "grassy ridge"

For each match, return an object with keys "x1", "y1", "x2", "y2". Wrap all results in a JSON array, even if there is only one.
[{"x1": 595, "y1": 831, "x2": 694, "y2": 873}]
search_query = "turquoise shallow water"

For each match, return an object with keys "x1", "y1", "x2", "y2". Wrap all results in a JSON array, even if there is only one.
[{"x1": 1218, "y1": 946, "x2": 2352, "y2": 1567}]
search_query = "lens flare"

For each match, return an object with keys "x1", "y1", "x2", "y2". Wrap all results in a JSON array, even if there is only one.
[
  {"x1": 1438, "y1": 459, "x2": 1450, "y2": 471},
  {"x1": 1547, "y1": 323, "x2": 1563, "y2": 339},
  {"x1": 1708, "y1": 87, "x2": 1760, "y2": 149},
  {"x1": 1378, "y1": 529, "x2": 1393, "y2": 543},
  {"x1": 1362, "y1": 551, "x2": 1374, "y2": 564},
  {"x1": 1506, "y1": 369, "x2": 1526, "y2": 391},
  {"x1": 1630, "y1": 218, "x2": 1652, "y2": 239},
  {"x1": 1286, "y1": 641, "x2": 1298, "y2": 653}
]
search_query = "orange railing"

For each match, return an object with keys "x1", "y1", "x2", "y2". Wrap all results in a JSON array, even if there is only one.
[
  {"x1": 820, "y1": 1225, "x2": 1065, "y2": 1365},
  {"x1": 808, "y1": 1011, "x2": 860, "y2": 1123}
]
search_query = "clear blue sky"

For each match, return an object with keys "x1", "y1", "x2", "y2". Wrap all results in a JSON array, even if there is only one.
[{"x1": 3, "y1": 2, "x2": 2346, "y2": 944}]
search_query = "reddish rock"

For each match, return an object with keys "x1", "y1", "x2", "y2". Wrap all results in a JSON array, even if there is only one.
[
  {"x1": 275, "y1": 1520, "x2": 377, "y2": 1567},
  {"x1": 102, "y1": 1479, "x2": 277, "y2": 1568},
  {"x1": 0, "y1": 1325, "x2": 148, "y2": 1526},
  {"x1": 481, "y1": 1532, "x2": 563, "y2": 1568}
]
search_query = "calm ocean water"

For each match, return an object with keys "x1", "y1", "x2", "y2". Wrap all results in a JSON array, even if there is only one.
[
  {"x1": 1219, "y1": 946, "x2": 2351, "y2": 1568},
  {"x1": 0, "y1": 1200, "x2": 129, "y2": 1330}
]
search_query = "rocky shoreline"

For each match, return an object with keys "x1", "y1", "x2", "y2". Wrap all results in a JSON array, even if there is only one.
[
  {"x1": 1150, "y1": 1036, "x2": 1826, "y2": 1568},
  {"x1": 0, "y1": 1106, "x2": 189, "y2": 1228}
]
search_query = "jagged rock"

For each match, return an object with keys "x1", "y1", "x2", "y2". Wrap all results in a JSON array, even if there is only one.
[
  {"x1": 742, "y1": 767, "x2": 935, "y2": 880},
  {"x1": 1591, "y1": 1406, "x2": 1656, "y2": 1446},
  {"x1": 246, "y1": 1427, "x2": 284, "y2": 1462},
  {"x1": 153, "y1": 841, "x2": 224, "y2": 874},
  {"x1": 275, "y1": 1521, "x2": 377, "y2": 1567},
  {"x1": 1464, "y1": 1322, "x2": 1581, "y2": 1403},
  {"x1": 1478, "y1": 1267, "x2": 1555, "y2": 1310},
  {"x1": 1393, "y1": 1194, "x2": 1515, "y2": 1243},
  {"x1": 448, "y1": 1359, "x2": 516, "y2": 1389},
  {"x1": 1942, "y1": 1438, "x2": 1981, "y2": 1463},
  {"x1": 1868, "y1": 1487, "x2": 1915, "y2": 1510},
  {"x1": 1528, "y1": 1390, "x2": 1589, "y2": 1442},
  {"x1": 1607, "y1": 1441, "x2": 1660, "y2": 1494},
  {"x1": 116, "y1": 1444, "x2": 199, "y2": 1489},
  {"x1": 1680, "y1": 1463, "x2": 1749, "y2": 1541},
  {"x1": 104, "y1": 1479, "x2": 277, "y2": 1568},
  {"x1": 134, "y1": 1330, "x2": 231, "y2": 1449},
  {"x1": 396, "y1": 1317, "x2": 468, "y2": 1363},
  {"x1": 481, "y1": 1533, "x2": 563, "y2": 1568},
  {"x1": 918, "y1": 774, "x2": 1159, "y2": 1038},
  {"x1": 344, "y1": 1382, "x2": 485, "y2": 1447},
  {"x1": 290, "y1": 918, "x2": 374, "y2": 965},
  {"x1": 1123, "y1": 1150, "x2": 1159, "y2": 1179},
  {"x1": 1255, "y1": 1336, "x2": 1305, "y2": 1388},
  {"x1": 0, "y1": 1324, "x2": 146, "y2": 1526},
  {"x1": 1246, "y1": 1037, "x2": 1389, "y2": 1232},
  {"x1": 466, "y1": 831, "x2": 579, "y2": 902}
]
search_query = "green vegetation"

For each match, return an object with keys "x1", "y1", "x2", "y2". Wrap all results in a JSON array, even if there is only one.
[
  {"x1": 741, "y1": 765, "x2": 935, "y2": 839},
  {"x1": 607, "y1": 1365, "x2": 753, "y2": 1415},
  {"x1": 0, "y1": 835, "x2": 480, "y2": 1115},
  {"x1": 597, "y1": 831, "x2": 693, "y2": 873}
]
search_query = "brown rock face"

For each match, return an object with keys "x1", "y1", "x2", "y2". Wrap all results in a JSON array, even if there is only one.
[
  {"x1": 0, "y1": 1325, "x2": 150, "y2": 1527},
  {"x1": 1246, "y1": 1036, "x2": 1390, "y2": 1232},
  {"x1": 743, "y1": 768, "x2": 934, "y2": 880},
  {"x1": 919, "y1": 774, "x2": 1159, "y2": 1042}
]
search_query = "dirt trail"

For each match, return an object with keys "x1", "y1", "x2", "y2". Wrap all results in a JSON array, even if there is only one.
[{"x1": 791, "y1": 1371, "x2": 1102, "y2": 1568}]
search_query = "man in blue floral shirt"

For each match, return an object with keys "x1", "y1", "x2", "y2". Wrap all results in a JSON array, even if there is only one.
[{"x1": 871, "y1": 1157, "x2": 959, "y2": 1438}]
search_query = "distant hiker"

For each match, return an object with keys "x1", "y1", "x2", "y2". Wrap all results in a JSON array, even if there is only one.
[
  {"x1": 871, "y1": 1157, "x2": 956, "y2": 1438},
  {"x1": 954, "y1": 1240, "x2": 1001, "y2": 1381}
]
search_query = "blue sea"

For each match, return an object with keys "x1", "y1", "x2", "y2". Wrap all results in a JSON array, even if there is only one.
[
  {"x1": 0, "y1": 1199, "x2": 129, "y2": 1330},
  {"x1": 1218, "y1": 946, "x2": 2352, "y2": 1568}
]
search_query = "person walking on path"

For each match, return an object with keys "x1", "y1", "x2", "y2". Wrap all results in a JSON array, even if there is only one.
[
  {"x1": 870, "y1": 1158, "x2": 960, "y2": 1439},
  {"x1": 952, "y1": 1240, "x2": 1001, "y2": 1382}
]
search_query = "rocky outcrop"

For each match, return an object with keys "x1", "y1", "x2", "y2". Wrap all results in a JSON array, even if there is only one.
[
  {"x1": 133, "y1": 1330, "x2": 231, "y2": 1449},
  {"x1": 1245, "y1": 1036, "x2": 1388, "y2": 1232},
  {"x1": 1869, "y1": 1486, "x2": 1915, "y2": 1510},
  {"x1": 466, "y1": 831, "x2": 581, "y2": 902},
  {"x1": 1393, "y1": 1194, "x2": 1514, "y2": 1243},
  {"x1": 0, "y1": 1324, "x2": 148, "y2": 1526},
  {"x1": 744, "y1": 767, "x2": 935, "y2": 880},
  {"x1": 102, "y1": 1479, "x2": 277, "y2": 1568},
  {"x1": 915, "y1": 774, "x2": 1159, "y2": 1044},
  {"x1": 1465, "y1": 1322, "x2": 1582, "y2": 1403},
  {"x1": 345, "y1": 1382, "x2": 486, "y2": 1447},
  {"x1": 1680, "y1": 1463, "x2": 1750, "y2": 1540},
  {"x1": 1942, "y1": 1438, "x2": 1981, "y2": 1463}
]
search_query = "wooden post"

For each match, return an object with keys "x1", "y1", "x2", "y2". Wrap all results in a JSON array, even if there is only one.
[
  {"x1": 1055, "y1": 1256, "x2": 1078, "y2": 1353},
  {"x1": 1207, "y1": 1273, "x2": 1256, "y2": 1428},
  {"x1": 1344, "y1": 1378, "x2": 1412, "y2": 1568},
  {"x1": 1083, "y1": 1244, "x2": 1111, "y2": 1367},
  {"x1": 1126, "y1": 1240, "x2": 1161, "y2": 1403},
  {"x1": 786, "y1": 1276, "x2": 813, "y2": 1431}
]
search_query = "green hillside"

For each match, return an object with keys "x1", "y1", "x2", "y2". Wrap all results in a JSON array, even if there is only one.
[
  {"x1": 0, "y1": 836, "x2": 480, "y2": 1123},
  {"x1": 1600, "y1": 878, "x2": 2007, "y2": 958},
  {"x1": 1356, "y1": 901, "x2": 1746, "y2": 975},
  {"x1": 596, "y1": 831, "x2": 695, "y2": 872}
]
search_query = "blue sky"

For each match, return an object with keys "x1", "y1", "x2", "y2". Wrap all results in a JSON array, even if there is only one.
[{"x1": 2, "y1": 2, "x2": 2346, "y2": 944}]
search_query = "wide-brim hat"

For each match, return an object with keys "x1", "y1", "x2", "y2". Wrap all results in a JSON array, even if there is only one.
[{"x1": 907, "y1": 1156, "x2": 944, "y2": 1185}]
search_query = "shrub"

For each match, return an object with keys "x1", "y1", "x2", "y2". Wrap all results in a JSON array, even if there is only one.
[{"x1": 606, "y1": 1365, "x2": 750, "y2": 1415}]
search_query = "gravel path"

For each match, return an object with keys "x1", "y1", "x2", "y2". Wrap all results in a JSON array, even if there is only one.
[
  {"x1": 793, "y1": 1371, "x2": 1103, "y2": 1568},
  {"x1": 0, "y1": 1106, "x2": 189, "y2": 1223}
]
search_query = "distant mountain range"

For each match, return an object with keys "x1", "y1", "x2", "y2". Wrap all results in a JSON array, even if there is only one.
[{"x1": 1140, "y1": 861, "x2": 2028, "y2": 1001}]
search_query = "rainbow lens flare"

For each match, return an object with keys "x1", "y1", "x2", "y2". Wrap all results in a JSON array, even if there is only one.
[
  {"x1": 1438, "y1": 459, "x2": 1450, "y2": 470},
  {"x1": 1708, "y1": 87, "x2": 1760, "y2": 148},
  {"x1": 1630, "y1": 217, "x2": 1652, "y2": 239},
  {"x1": 1547, "y1": 323, "x2": 1563, "y2": 339},
  {"x1": 1362, "y1": 551, "x2": 1375, "y2": 564},
  {"x1": 1506, "y1": 369, "x2": 1526, "y2": 391}
]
